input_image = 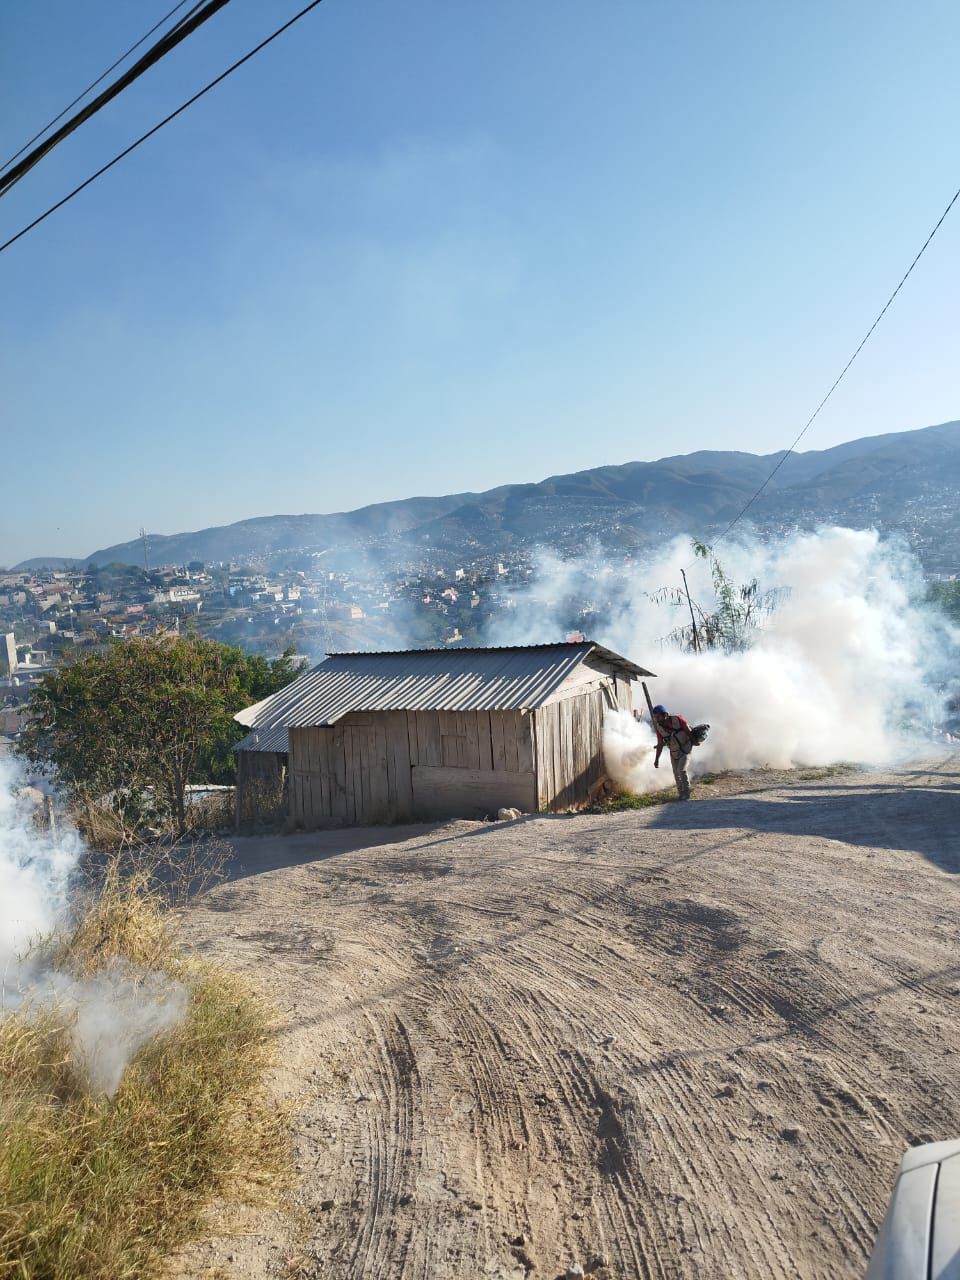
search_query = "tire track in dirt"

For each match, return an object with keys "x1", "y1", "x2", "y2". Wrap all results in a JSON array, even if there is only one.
[
  {"x1": 609, "y1": 886, "x2": 931, "y2": 1273},
  {"x1": 177, "y1": 756, "x2": 960, "y2": 1279},
  {"x1": 345, "y1": 1012, "x2": 422, "y2": 1278}
]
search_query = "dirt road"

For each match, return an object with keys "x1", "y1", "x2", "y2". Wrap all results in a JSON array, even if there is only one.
[{"x1": 178, "y1": 754, "x2": 960, "y2": 1279}]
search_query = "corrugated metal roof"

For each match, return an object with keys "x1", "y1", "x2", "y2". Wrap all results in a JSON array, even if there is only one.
[
  {"x1": 234, "y1": 724, "x2": 289, "y2": 754},
  {"x1": 235, "y1": 641, "x2": 654, "y2": 747}
]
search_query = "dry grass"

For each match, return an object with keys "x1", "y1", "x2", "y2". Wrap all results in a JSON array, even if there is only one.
[
  {"x1": 796, "y1": 764, "x2": 855, "y2": 781},
  {"x1": 0, "y1": 858, "x2": 284, "y2": 1279},
  {"x1": 73, "y1": 796, "x2": 135, "y2": 851},
  {"x1": 75, "y1": 788, "x2": 238, "y2": 853}
]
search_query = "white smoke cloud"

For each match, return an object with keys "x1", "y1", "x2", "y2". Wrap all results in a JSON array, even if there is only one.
[
  {"x1": 602, "y1": 710, "x2": 674, "y2": 795},
  {"x1": 15, "y1": 961, "x2": 189, "y2": 1097},
  {"x1": 0, "y1": 757, "x2": 188, "y2": 1096},
  {"x1": 0, "y1": 764, "x2": 82, "y2": 971},
  {"x1": 486, "y1": 527, "x2": 959, "y2": 793}
]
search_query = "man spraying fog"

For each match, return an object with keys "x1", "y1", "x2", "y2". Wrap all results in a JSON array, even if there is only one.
[
  {"x1": 651, "y1": 704, "x2": 695, "y2": 800},
  {"x1": 633, "y1": 683, "x2": 709, "y2": 801}
]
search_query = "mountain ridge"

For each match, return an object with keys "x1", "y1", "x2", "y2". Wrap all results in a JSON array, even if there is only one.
[{"x1": 14, "y1": 419, "x2": 960, "y2": 571}]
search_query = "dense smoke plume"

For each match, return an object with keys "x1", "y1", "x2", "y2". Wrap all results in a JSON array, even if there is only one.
[
  {"x1": 485, "y1": 527, "x2": 958, "y2": 793},
  {"x1": 0, "y1": 765, "x2": 81, "y2": 970},
  {"x1": 0, "y1": 759, "x2": 188, "y2": 1096}
]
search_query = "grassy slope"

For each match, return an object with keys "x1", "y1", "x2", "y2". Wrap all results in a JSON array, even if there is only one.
[{"x1": 0, "y1": 866, "x2": 283, "y2": 1279}]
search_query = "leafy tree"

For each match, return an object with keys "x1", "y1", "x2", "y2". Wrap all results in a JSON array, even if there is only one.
[
  {"x1": 198, "y1": 646, "x2": 306, "y2": 784},
  {"x1": 236, "y1": 646, "x2": 304, "y2": 702},
  {"x1": 17, "y1": 637, "x2": 303, "y2": 834}
]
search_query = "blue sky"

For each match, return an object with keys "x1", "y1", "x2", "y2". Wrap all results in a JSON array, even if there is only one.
[{"x1": 1, "y1": 0, "x2": 958, "y2": 564}]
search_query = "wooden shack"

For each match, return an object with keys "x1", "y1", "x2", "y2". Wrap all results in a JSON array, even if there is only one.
[
  {"x1": 234, "y1": 642, "x2": 654, "y2": 827},
  {"x1": 233, "y1": 722, "x2": 288, "y2": 827}
]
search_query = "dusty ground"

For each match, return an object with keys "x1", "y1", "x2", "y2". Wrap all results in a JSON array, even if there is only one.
[{"x1": 174, "y1": 754, "x2": 960, "y2": 1280}]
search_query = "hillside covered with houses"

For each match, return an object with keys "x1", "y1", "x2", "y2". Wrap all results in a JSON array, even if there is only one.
[{"x1": 0, "y1": 550, "x2": 542, "y2": 745}]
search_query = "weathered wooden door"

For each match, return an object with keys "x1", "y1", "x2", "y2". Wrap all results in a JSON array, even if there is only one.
[{"x1": 336, "y1": 714, "x2": 392, "y2": 825}]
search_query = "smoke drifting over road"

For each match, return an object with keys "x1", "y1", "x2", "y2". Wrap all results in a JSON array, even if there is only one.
[
  {"x1": 488, "y1": 527, "x2": 958, "y2": 793},
  {"x1": 0, "y1": 759, "x2": 187, "y2": 1096}
]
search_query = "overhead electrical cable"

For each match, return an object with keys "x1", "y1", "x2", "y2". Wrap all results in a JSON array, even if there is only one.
[
  {"x1": 0, "y1": 0, "x2": 233, "y2": 199},
  {"x1": 0, "y1": 0, "x2": 198, "y2": 178},
  {"x1": 704, "y1": 181, "x2": 960, "y2": 551},
  {"x1": 0, "y1": 0, "x2": 327, "y2": 257}
]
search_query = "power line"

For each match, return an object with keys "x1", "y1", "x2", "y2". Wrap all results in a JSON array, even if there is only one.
[
  {"x1": 0, "y1": 0, "x2": 232, "y2": 200},
  {"x1": 0, "y1": 0, "x2": 327, "y2": 257},
  {"x1": 0, "y1": 0, "x2": 198, "y2": 179},
  {"x1": 706, "y1": 180, "x2": 960, "y2": 550}
]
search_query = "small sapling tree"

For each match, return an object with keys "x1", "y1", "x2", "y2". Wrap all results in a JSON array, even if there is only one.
[{"x1": 654, "y1": 541, "x2": 783, "y2": 654}]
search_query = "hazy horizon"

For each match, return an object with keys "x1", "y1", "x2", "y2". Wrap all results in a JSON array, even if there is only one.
[{"x1": 7, "y1": 414, "x2": 959, "y2": 565}]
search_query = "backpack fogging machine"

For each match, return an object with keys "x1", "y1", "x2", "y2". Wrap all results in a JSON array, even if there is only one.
[{"x1": 640, "y1": 682, "x2": 710, "y2": 746}]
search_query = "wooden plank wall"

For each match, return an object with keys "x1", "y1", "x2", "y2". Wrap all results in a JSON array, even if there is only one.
[
  {"x1": 289, "y1": 726, "x2": 330, "y2": 828},
  {"x1": 611, "y1": 674, "x2": 635, "y2": 712},
  {"x1": 407, "y1": 709, "x2": 535, "y2": 818},
  {"x1": 289, "y1": 708, "x2": 536, "y2": 827},
  {"x1": 533, "y1": 688, "x2": 607, "y2": 811},
  {"x1": 237, "y1": 749, "x2": 285, "y2": 790},
  {"x1": 411, "y1": 765, "x2": 536, "y2": 819},
  {"x1": 235, "y1": 750, "x2": 286, "y2": 826},
  {"x1": 385, "y1": 711, "x2": 414, "y2": 817}
]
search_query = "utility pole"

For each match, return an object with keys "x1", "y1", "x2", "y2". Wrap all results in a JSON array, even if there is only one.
[
  {"x1": 680, "y1": 569, "x2": 702, "y2": 654},
  {"x1": 318, "y1": 574, "x2": 331, "y2": 655}
]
